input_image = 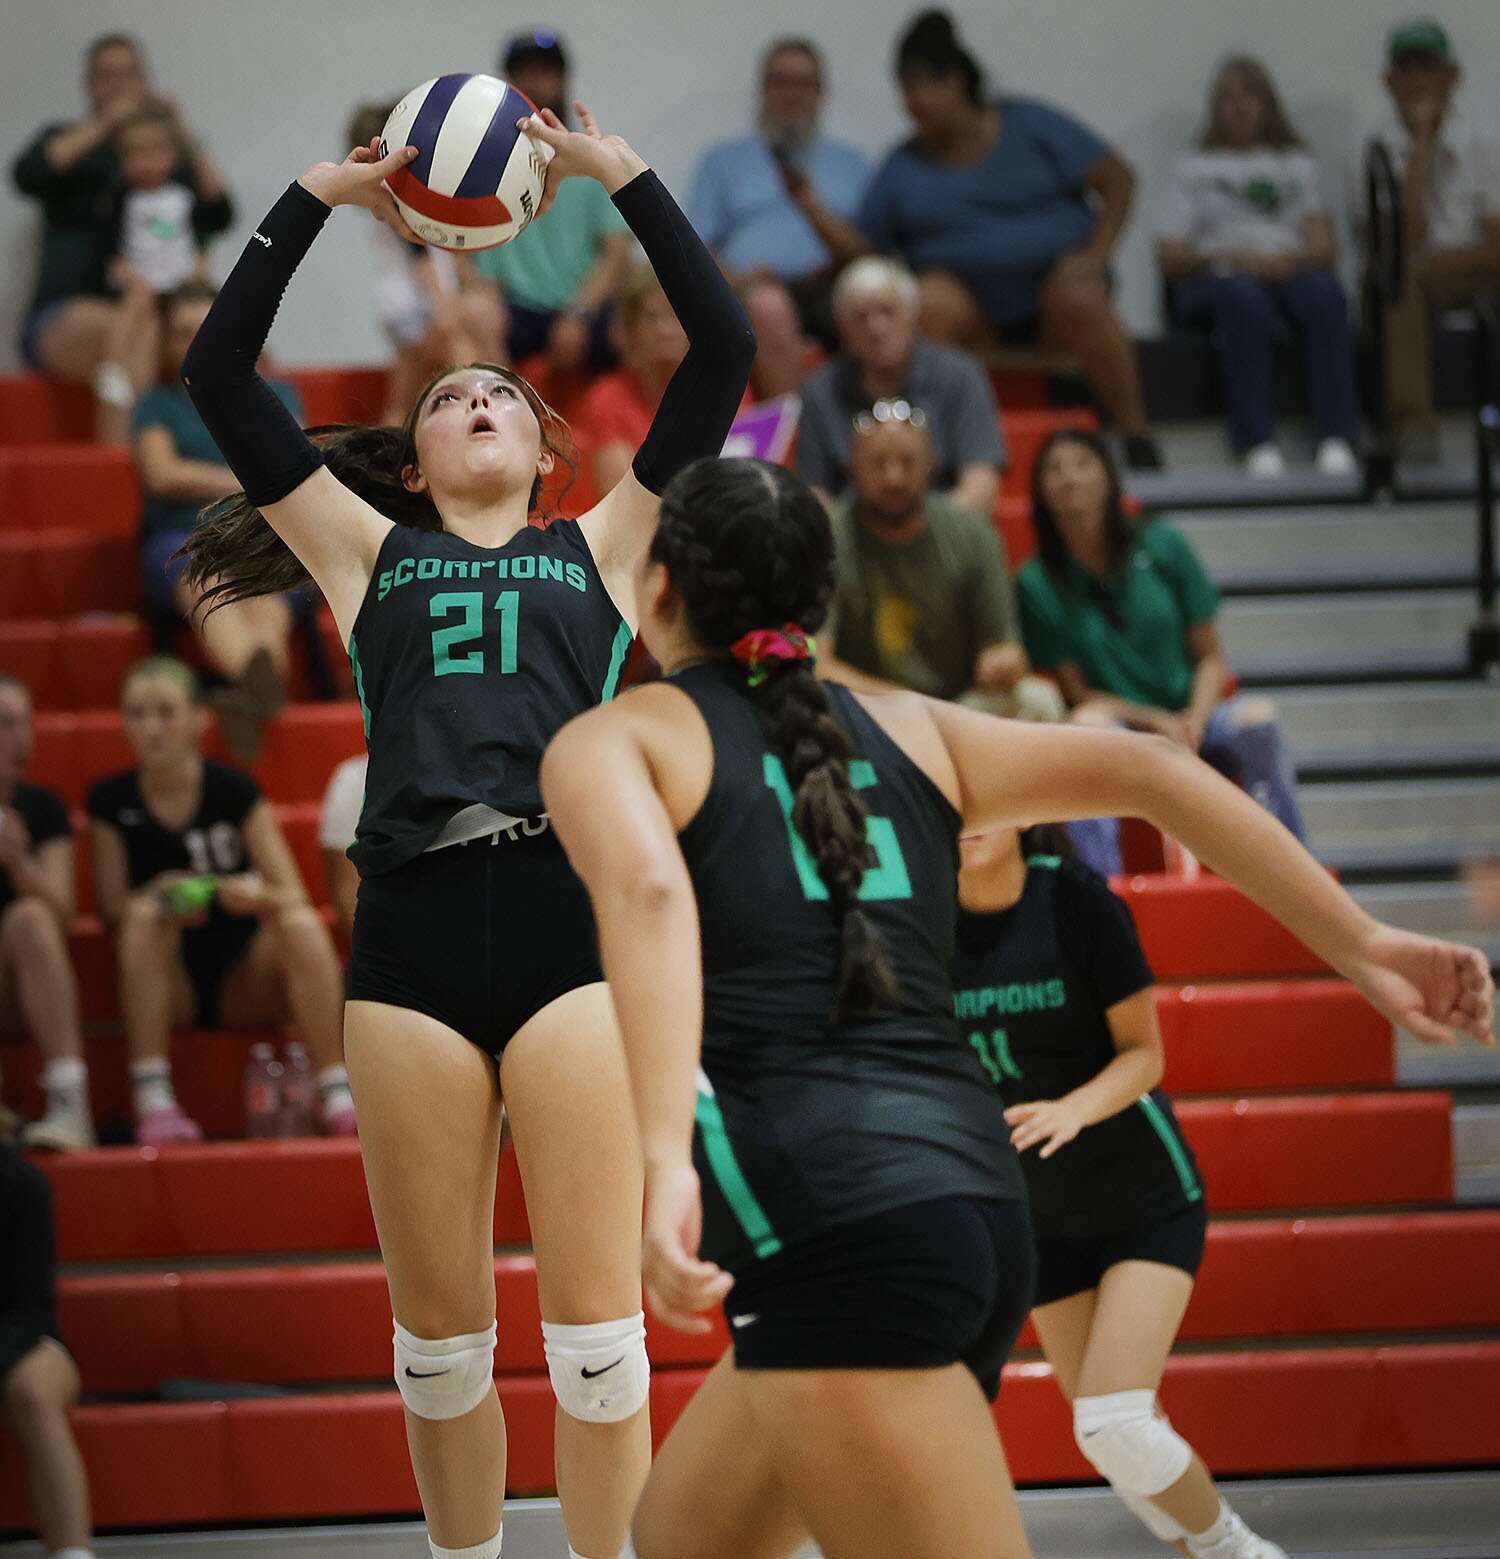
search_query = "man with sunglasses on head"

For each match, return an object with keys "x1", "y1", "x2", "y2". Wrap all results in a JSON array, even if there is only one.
[
  {"x1": 798, "y1": 255, "x2": 1006, "y2": 518},
  {"x1": 817, "y1": 401, "x2": 1062, "y2": 727}
]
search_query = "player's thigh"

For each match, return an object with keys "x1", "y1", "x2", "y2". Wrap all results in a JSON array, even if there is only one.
[
  {"x1": 741, "y1": 1363, "x2": 1031, "y2": 1559},
  {"x1": 2, "y1": 1338, "x2": 81, "y2": 1432},
  {"x1": 214, "y1": 926, "x2": 290, "y2": 1028},
  {"x1": 633, "y1": 1353, "x2": 808, "y2": 1559},
  {"x1": 1030, "y1": 1287, "x2": 1098, "y2": 1403},
  {"x1": 344, "y1": 999, "x2": 503, "y2": 1332},
  {"x1": 1076, "y1": 1260, "x2": 1195, "y2": 1398},
  {"x1": 499, "y1": 981, "x2": 642, "y2": 1322},
  {"x1": 33, "y1": 298, "x2": 118, "y2": 382}
]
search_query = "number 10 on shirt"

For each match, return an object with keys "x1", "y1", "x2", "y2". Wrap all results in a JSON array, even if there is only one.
[{"x1": 430, "y1": 591, "x2": 519, "y2": 677}]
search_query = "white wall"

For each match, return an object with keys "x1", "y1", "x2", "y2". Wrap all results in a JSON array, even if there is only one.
[{"x1": 3, "y1": 0, "x2": 1497, "y2": 369}]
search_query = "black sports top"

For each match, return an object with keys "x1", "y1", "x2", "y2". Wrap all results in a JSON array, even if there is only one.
[
  {"x1": 347, "y1": 521, "x2": 630, "y2": 876},
  {"x1": 670, "y1": 661, "x2": 1024, "y2": 1272},
  {"x1": 953, "y1": 858, "x2": 1203, "y2": 1237}
]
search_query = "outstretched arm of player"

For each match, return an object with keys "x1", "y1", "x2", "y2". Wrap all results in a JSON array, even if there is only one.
[
  {"x1": 927, "y1": 705, "x2": 1496, "y2": 1048},
  {"x1": 181, "y1": 141, "x2": 418, "y2": 637},
  {"x1": 524, "y1": 106, "x2": 756, "y2": 623},
  {"x1": 542, "y1": 710, "x2": 734, "y2": 1332}
]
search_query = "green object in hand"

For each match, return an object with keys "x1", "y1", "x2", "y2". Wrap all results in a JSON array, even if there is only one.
[{"x1": 160, "y1": 875, "x2": 217, "y2": 915}]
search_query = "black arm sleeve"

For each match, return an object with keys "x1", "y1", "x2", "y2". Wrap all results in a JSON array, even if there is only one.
[
  {"x1": 181, "y1": 181, "x2": 330, "y2": 508},
  {"x1": 610, "y1": 170, "x2": 756, "y2": 495}
]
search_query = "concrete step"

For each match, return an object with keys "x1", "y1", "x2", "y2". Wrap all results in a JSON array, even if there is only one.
[
  {"x1": 1220, "y1": 590, "x2": 1476, "y2": 679},
  {"x1": 1175, "y1": 503, "x2": 1481, "y2": 590},
  {"x1": 1301, "y1": 777, "x2": 1500, "y2": 870},
  {"x1": 1267, "y1": 680, "x2": 1500, "y2": 771},
  {"x1": 1352, "y1": 879, "x2": 1499, "y2": 948},
  {"x1": 1454, "y1": 1103, "x2": 1500, "y2": 1202}
]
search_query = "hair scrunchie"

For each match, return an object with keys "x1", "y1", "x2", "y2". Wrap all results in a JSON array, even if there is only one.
[{"x1": 729, "y1": 624, "x2": 817, "y2": 687}]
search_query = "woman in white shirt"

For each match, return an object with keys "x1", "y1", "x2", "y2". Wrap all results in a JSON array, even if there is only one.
[{"x1": 1158, "y1": 56, "x2": 1359, "y2": 479}]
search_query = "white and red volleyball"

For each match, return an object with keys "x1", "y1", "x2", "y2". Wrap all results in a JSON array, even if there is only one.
[{"x1": 381, "y1": 73, "x2": 551, "y2": 251}]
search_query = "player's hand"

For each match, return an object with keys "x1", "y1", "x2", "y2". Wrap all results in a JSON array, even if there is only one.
[
  {"x1": 1347, "y1": 924, "x2": 1494, "y2": 1047},
  {"x1": 519, "y1": 102, "x2": 649, "y2": 214},
  {"x1": 299, "y1": 140, "x2": 422, "y2": 243},
  {"x1": 975, "y1": 644, "x2": 1028, "y2": 692},
  {"x1": 642, "y1": 1159, "x2": 733, "y2": 1333},
  {"x1": 1004, "y1": 1097, "x2": 1087, "y2": 1159},
  {"x1": 215, "y1": 872, "x2": 269, "y2": 917},
  {"x1": 0, "y1": 808, "x2": 32, "y2": 872}
]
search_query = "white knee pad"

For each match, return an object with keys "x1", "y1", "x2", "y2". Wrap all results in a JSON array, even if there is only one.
[
  {"x1": 1074, "y1": 1390, "x2": 1193, "y2": 1498},
  {"x1": 542, "y1": 1311, "x2": 649, "y2": 1424},
  {"x1": 1117, "y1": 1487, "x2": 1189, "y2": 1543},
  {"x1": 394, "y1": 1319, "x2": 497, "y2": 1421}
]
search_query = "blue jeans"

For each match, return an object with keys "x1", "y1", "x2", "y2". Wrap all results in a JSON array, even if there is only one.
[
  {"x1": 1066, "y1": 696, "x2": 1309, "y2": 877},
  {"x1": 1174, "y1": 267, "x2": 1359, "y2": 452}
]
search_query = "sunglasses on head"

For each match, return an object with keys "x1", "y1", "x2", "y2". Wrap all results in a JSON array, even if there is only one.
[{"x1": 853, "y1": 398, "x2": 929, "y2": 434}]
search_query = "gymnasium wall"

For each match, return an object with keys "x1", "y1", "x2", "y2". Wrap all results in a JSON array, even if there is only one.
[{"x1": 2, "y1": 0, "x2": 1497, "y2": 370}]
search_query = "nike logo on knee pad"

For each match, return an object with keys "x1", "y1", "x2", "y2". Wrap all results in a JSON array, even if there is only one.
[
  {"x1": 580, "y1": 1356, "x2": 625, "y2": 1379},
  {"x1": 404, "y1": 1367, "x2": 450, "y2": 1378}
]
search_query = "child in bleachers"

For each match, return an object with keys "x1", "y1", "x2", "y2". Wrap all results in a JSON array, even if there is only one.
[
  {"x1": 0, "y1": 675, "x2": 93, "y2": 1153},
  {"x1": 0, "y1": 1135, "x2": 95, "y2": 1559},
  {"x1": 85, "y1": 658, "x2": 354, "y2": 1145}
]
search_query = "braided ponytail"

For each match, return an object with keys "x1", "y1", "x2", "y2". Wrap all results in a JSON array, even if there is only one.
[{"x1": 653, "y1": 458, "x2": 901, "y2": 1020}]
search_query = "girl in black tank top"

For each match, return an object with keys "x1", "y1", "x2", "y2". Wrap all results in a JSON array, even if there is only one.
[
  {"x1": 175, "y1": 108, "x2": 753, "y2": 1559},
  {"x1": 544, "y1": 456, "x2": 1491, "y2": 1559}
]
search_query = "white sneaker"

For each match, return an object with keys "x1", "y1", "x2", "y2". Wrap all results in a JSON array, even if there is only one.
[
  {"x1": 21, "y1": 1105, "x2": 97, "y2": 1152},
  {"x1": 1190, "y1": 1508, "x2": 1289, "y2": 1559},
  {"x1": 1316, "y1": 437, "x2": 1359, "y2": 477},
  {"x1": 1243, "y1": 442, "x2": 1286, "y2": 478}
]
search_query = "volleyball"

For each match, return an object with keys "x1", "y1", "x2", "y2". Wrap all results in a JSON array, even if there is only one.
[{"x1": 381, "y1": 73, "x2": 552, "y2": 251}]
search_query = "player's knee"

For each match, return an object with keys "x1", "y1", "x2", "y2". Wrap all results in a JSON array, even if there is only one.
[
  {"x1": 0, "y1": 897, "x2": 59, "y2": 955},
  {"x1": 392, "y1": 1318, "x2": 497, "y2": 1421},
  {"x1": 1073, "y1": 1390, "x2": 1193, "y2": 1496},
  {"x1": 272, "y1": 903, "x2": 334, "y2": 957},
  {"x1": 1228, "y1": 695, "x2": 1280, "y2": 730},
  {"x1": 542, "y1": 1311, "x2": 649, "y2": 1424}
]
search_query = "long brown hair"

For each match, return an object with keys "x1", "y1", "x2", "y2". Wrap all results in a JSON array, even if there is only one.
[
  {"x1": 179, "y1": 363, "x2": 576, "y2": 611},
  {"x1": 1200, "y1": 55, "x2": 1304, "y2": 151}
]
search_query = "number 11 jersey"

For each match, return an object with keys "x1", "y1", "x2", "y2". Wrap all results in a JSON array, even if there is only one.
[
  {"x1": 670, "y1": 661, "x2": 1024, "y2": 1274},
  {"x1": 347, "y1": 521, "x2": 633, "y2": 876}
]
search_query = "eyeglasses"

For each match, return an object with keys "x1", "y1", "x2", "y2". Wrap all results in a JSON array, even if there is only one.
[{"x1": 853, "y1": 398, "x2": 929, "y2": 434}]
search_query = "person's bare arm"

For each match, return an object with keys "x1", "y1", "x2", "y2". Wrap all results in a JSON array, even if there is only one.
[
  {"x1": 946, "y1": 462, "x2": 999, "y2": 519},
  {"x1": 1082, "y1": 150, "x2": 1137, "y2": 260},
  {"x1": 1053, "y1": 660, "x2": 1188, "y2": 740},
  {"x1": 1157, "y1": 236, "x2": 1207, "y2": 281},
  {"x1": 232, "y1": 800, "x2": 312, "y2": 914},
  {"x1": 1183, "y1": 621, "x2": 1229, "y2": 748},
  {"x1": 1297, "y1": 212, "x2": 1339, "y2": 270},
  {"x1": 0, "y1": 815, "x2": 74, "y2": 924},
  {"x1": 1402, "y1": 118, "x2": 1442, "y2": 251},
  {"x1": 590, "y1": 442, "x2": 636, "y2": 502},
  {"x1": 90, "y1": 820, "x2": 138, "y2": 927},
  {"x1": 1005, "y1": 988, "x2": 1164, "y2": 1158},
  {"x1": 323, "y1": 849, "x2": 360, "y2": 941},
  {"x1": 134, "y1": 426, "x2": 240, "y2": 505},
  {"x1": 781, "y1": 165, "x2": 872, "y2": 266}
]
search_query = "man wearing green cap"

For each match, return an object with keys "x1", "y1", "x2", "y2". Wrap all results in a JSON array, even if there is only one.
[{"x1": 1369, "y1": 17, "x2": 1500, "y2": 462}]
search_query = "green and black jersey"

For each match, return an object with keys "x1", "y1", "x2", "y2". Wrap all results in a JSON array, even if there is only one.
[
  {"x1": 346, "y1": 521, "x2": 632, "y2": 876},
  {"x1": 671, "y1": 661, "x2": 1024, "y2": 1274},
  {"x1": 953, "y1": 859, "x2": 1203, "y2": 1238}
]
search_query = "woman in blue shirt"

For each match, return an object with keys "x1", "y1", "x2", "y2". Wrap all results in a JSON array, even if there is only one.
[{"x1": 796, "y1": 10, "x2": 1161, "y2": 470}]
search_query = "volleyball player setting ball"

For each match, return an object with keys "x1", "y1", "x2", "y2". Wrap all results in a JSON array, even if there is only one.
[
  {"x1": 541, "y1": 457, "x2": 1494, "y2": 1559},
  {"x1": 956, "y1": 826, "x2": 1275, "y2": 1558},
  {"x1": 176, "y1": 76, "x2": 754, "y2": 1559}
]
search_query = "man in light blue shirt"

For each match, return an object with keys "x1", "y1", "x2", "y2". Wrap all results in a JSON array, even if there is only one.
[{"x1": 689, "y1": 38, "x2": 870, "y2": 338}]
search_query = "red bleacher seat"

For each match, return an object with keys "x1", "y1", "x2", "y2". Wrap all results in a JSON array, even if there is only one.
[
  {"x1": 0, "y1": 373, "x2": 95, "y2": 445},
  {"x1": 0, "y1": 532, "x2": 136, "y2": 619},
  {"x1": 1115, "y1": 874, "x2": 1326, "y2": 979},
  {"x1": 282, "y1": 367, "x2": 389, "y2": 428},
  {"x1": 0, "y1": 444, "x2": 139, "y2": 536}
]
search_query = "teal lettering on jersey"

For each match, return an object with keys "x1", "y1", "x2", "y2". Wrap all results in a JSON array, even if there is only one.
[
  {"x1": 442, "y1": 559, "x2": 472, "y2": 580},
  {"x1": 953, "y1": 979, "x2": 1068, "y2": 1020},
  {"x1": 968, "y1": 1027, "x2": 1023, "y2": 1085},
  {"x1": 565, "y1": 562, "x2": 588, "y2": 593},
  {"x1": 376, "y1": 554, "x2": 588, "y2": 600},
  {"x1": 417, "y1": 557, "x2": 441, "y2": 580},
  {"x1": 762, "y1": 755, "x2": 913, "y2": 903}
]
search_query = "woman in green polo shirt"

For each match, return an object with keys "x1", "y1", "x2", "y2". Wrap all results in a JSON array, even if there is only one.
[{"x1": 1018, "y1": 429, "x2": 1307, "y2": 876}]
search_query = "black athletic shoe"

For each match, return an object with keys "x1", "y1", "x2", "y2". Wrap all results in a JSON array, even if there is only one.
[{"x1": 1124, "y1": 433, "x2": 1165, "y2": 471}]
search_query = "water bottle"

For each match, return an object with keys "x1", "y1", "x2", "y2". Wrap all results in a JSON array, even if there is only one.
[
  {"x1": 280, "y1": 1041, "x2": 316, "y2": 1137},
  {"x1": 244, "y1": 1042, "x2": 283, "y2": 1139}
]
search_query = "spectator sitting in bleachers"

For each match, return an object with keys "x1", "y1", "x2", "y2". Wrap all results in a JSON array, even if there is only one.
[
  {"x1": 317, "y1": 753, "x2": 366, "y2": 943},
  {"x1": 0, "y1": 676, "x2": 93, "y2": 1153},
  {"x1": 797, "y1": 256, "x2": 1004, "y2": 516},
  {"x1": 819, "y1": 405, "x2": 1064, "y2": 724},
  {"x1": 790, "y1": 10, "x2": 1162, "y2": 470},
  {"x1": 0, "y1": 1136, "x2": 96, "y2": 1559},
  {"x1": 1158, "y1": 56, "x2": 1360, "y2": 479},
  {"x1": 11, "y1": 34, "x2": 232, "y2": 442},
  {"x1": 86, "y1": 658, "x2": 354, "y2": 1146},
  {"x1": 134, "y1": 279, "x2": 303, "y2": 764},
  {"x1": 689, "y1": 37, "x2": 870, "y2": 346},
  {"x1": 1367, "y1": 17, "x2": 1500, "y2": 464},
  {"x1": 736, "y1": 271, "x2": 819, "y2": 403},
  {"x1": 1017, "y1": 429, "x2": 1308, "y2": 877},
  {"x1": 345, "y1": 103, "x2": 508, "y2": 427},
  {"x1": 475, "y1": 28, "x2": 633, "y2": 373}
]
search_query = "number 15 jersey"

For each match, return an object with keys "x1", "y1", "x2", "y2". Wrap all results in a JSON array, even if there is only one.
[
  {"x1": 347, "y1": 521, "x2": 633, "y2": 876},
  {"x1": 670, "y1": 661, "x2": 1024, "y2": 1273}
]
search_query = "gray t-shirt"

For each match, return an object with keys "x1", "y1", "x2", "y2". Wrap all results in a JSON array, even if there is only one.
[
  {"x1": 797, "y1": 339, "x2": 1007, "y2": 498},
  {"x1": 1158, "y1": 148, "x2": 1327, "y2": 259},
  {"x1": 827, "y1": 494, "x2": 1019, "y2": 700}
]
